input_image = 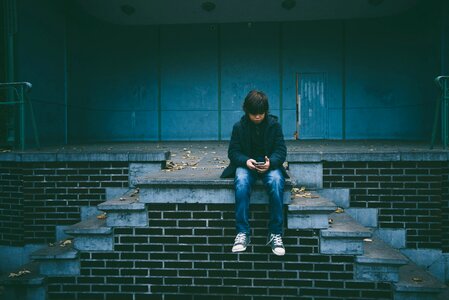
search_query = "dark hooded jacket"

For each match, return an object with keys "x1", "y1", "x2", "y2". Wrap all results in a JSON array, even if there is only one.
[{"x1": 220, "y1": 114, "x2": 288, "y2": 178}]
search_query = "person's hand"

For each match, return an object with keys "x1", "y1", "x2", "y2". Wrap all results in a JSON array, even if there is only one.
[
  {"x1": 255, "y1": 156, "x2": 270, "y2": 173},
  {"x1": 246, "y1": 159, "x2": 257, "y2": 170}
]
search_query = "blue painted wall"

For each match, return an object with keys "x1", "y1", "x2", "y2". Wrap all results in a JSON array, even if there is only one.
[
  {"x1": 11, "y1": 0, "x2": 445, "y2": 143},
  {"x1": 16, "y1": 0, "x2": 67, "y2": 146}
]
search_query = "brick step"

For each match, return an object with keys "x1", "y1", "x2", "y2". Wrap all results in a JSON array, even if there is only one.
[
  {"x1": 136, "y1": 168, "x2": 292, "y2": 204},
  {"x1": 30, "y1": 242, "x2": 79, "y2": 276},
  {"x1": 0, "y1": 262, "x2": 47, "y2": 300},
  {"x1": 355, "y1": 237, "x2": 408, "y2": 282},
  {"x1": 320, "y1": 212, "x2": 372, "y2": 255},
  {"x1": 98, "y1": 189, "x2": 147, "y2": 227},
  {"x1": 288, "y1": 193, "x2": 337, "y2": 229},
  {"x1": 394, "y1": 263, "x2": 447, "y2": 300},
  {"x1": 65, "y1": 217, "x2": 113, "y2": 251}
]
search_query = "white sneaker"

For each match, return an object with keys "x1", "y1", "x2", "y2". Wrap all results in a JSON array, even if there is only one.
[
  {"x1": 267, "y1": 233, "x2": 285, "y2": 256},
  {"x1": 232, "y1": 232, "x2": 250, "y2": 253}
]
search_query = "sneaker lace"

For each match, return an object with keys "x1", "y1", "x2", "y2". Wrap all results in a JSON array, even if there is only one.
[
  {"x1": 268, "y1": 234, "x2": 283, "y2": 247},
  {"x1": 234, "y1": 233, "x2": 247, "y2": 244}
]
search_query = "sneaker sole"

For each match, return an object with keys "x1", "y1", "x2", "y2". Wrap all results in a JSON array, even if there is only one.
[
  {"x1": 271, "y1": 249, "x2": 285, "y2": 256},
  {"x1": 232, "y1": 246, "x2": 248, "y2": 253}
]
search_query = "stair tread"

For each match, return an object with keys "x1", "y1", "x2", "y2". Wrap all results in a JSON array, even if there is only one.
[
  {"x1": 356, "y1": 237, "x2": 408, "y2": 265},
  {"x1": 98, "y1": 198, "x2": 144, "y2": 211},
  {"x1": 394, "y1": 263, "x2": 447, "y2": 292},
  {"x1": 30, "y1": 242, "x2": 78, "y2": 260},
  {"x1": 65, "y1": 216, "x2": 112, "y2": 235},
  {"x1": 0, "y1": 262, "x2": 46, "y2": 285},
  {"x1": 288, "y1": 195, "x2": 337, "y2": 212},
  {"x1": 321, "y1": 212, "x2": 372, "y2": 238}
]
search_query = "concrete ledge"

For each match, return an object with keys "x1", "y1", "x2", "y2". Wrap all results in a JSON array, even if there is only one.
[
  {"x1": 0, "y1": 151, "x2": 169, "y2": 162},
  {"x1": 315, "y1": 188, "x2": 350, "y2": 209},
  {"x1": 288, "y1": 196, "x2": 337, "y2": 212},
  {"x1": 346, "y1": 208, "x2": 378, "y2": 227},
  {"x1": 321, "y1": 213, "x2": 372, "y2": 238},
  {"x1": 0, "y1": 262, "x2": 45, "y2": 286},
  {"x1": 65, "y1": 217, "x2": 112, "y2": 236},
  {"x1": 98, "y1": 199, "x2": 145, "y2": 211},
  {"x1": 394, "y1": 263, "x2": 447, "y2": 295},
  {"x1": 287, "y1": 151, "x2": 449, "y2": 162},
  {"x1": 30, "y1": 244, "x2": 78, "y2": 260},
  {"x1": 287, "y1": 196, "x2": 336, "y2": 229}
]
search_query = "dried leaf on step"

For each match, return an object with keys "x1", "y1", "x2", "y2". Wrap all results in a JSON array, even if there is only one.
[
  {"x1": 9, "y1": 269, "x2": 31, "y2": 278},
  {"x1": 363, "y1": 238, "x2": 373, "y2": 242},
  {"x1": 328, "y1": 218, "x2": 334, "y2": 224},
  {"x1": 97, "y1": 213, "x2": 107, "y2": 220},
  {"x1": 119, "y1": 197, "x2": 126, "y2": 201},
  {"x1": 412, "y1": 277, "x2": 423, "y2": 282},
  {"x1": 335, "y1": 207, "x2": 344, "y2": 213},
  {"x1": 59, "y1": 239, "x2": 72, "y2": 247}
]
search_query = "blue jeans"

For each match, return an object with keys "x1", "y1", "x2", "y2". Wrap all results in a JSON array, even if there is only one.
[{"x1": 234, "y1": 167, "x2": 285, "y2": 236}]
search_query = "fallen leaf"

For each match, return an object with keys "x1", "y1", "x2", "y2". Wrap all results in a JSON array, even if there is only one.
[
  {"x1": 335, "y1": 207, "x2": 344, "y2": 213},
  {"x1": 97, "y1": 213, "x2": 107, "y2": 220},
  {"x1": 412, "y1": 277, "x2": 423, "y2": 283},
  {"x1": 363, "y1": 238, "x2": 373, "y2": 242},
  {"x1": 328, "y1": 218, "x2": 334, "y2": 224},
  {"x1": 9, "y1": 269, "x2": 31, "y2": 278},
  {"x1": 59, "y1": 239, "x2": 72, "y2": 247}
]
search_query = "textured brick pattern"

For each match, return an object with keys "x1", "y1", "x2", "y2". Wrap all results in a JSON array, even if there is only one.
[
  {"x1": 22, "y1": 162, "x2": 128, "y2": 244},
  {"x1": 442, "y1": 166, "x2": 449, "y2": 253},
  {"x1": 48, "y1": 204, "x2": 391, "y2": 300},
  {"x1": 323, "y1": 161, "x2": 443, "y2": 249},
  {"x1": 0, "y1": 162, "x2": 129, "y2": 245},
  {"x1": 0, "y1": 162, "x2": 24, "y2": 246}
]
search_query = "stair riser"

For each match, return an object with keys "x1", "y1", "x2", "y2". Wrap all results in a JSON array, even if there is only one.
[
  {"x1": 287, "y1": 214, "x2": 329, "y2": 229},
  {"x1": 73, "y1": 236, "x2": 113, "y2": 251},
  {"x1": 394, "y1": 292, "x2": 440, "y2": 300},
  {"x1": 139, "y1": 187, "x2": 291, "y2": 204},
  {"x1": 355, "y1": 264, "x2": 400, "y2": 282},
  {"x1": 105, "y1": 211, "x2": 148, "y2": 227},
  {"x1": 3, "y1": 286, "x2": 47, "y2": 300},
  {"x1": 320, "y1": 238, "x2": 364, "y2": 255},
  {"x1": 39, "y1": 260, "x2": 80, "y2": 276}
]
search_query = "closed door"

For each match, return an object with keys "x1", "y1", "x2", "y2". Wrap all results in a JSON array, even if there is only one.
[{"x1": 296, "y1": 72, "x2": 328, "y2": 139}]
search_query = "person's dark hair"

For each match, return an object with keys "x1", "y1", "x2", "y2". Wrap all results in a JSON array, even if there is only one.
[{"x1": 243, "y1": 90, "x2": 269, "y2": 115}]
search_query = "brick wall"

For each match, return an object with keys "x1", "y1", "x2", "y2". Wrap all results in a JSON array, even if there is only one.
[
  {"x1": 323, "y1": 161, "x2": 444, "y2": 249},
  {"x1": 442, "y1": 165, "x2": 449, "y2": 253},
  {"x1": 0, "y1": 162, "x2": 24, "y2": 246},
  {"x1": 47, "y1": 204, "x2": 391, "y2": 300},
  {"x1": 0, "y1": 162, "x2": 129, "y2": 245}
]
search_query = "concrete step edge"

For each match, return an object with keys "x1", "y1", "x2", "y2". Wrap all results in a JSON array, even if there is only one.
[
  {"x1": 394, "y1": 262, "x2": 447, "y2": 293},
  {"x1": 355, "y1": 237, "x2": 408, "y2": 265},
  {"x1": 65, "y1": 216, "x2": 112, "y2": 235},
  {"x1": 321, "y1": 212, "x2": 372, "y2": 238},
  {"x1": 30, "y1": 242, "x2": 78, "y2": 260},
  {"x1": 288, "y1": 194, "x2": 338, "y2": 213},
  {"x1": 0, "y1": 262, "x2": 46, "y2": 286}
]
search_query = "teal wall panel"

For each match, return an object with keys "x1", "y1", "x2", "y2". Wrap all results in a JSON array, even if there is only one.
[
  {"x1": 68, "y1": 12, "x2": 159, "y2": 142},
  {"x1": 160, "y1": 24, "x2": 218, "y2": 140},
  {"x1": 220, "y1": 23, "x2": 281, "y2": 139},
  {"x1": 16, "y1": 0, "x2": 66, "y2": 146},
  {"x1": 12, "y1": 1, "x2": 444, "y2": 143},
  {"x1": 282, "y1": 21, "x2": 343, "y2": 139}
]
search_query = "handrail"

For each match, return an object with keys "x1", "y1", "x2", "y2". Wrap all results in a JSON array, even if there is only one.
[
  {"x1": 435, "y1": 76, "x2": 449, "y2": 89},
  {"x1": 431, "y1": 76, "x2": 449, "y2": 149},
  {"x1": 0, "y1": 81, "x2": 32, "y2": 89},
  {"x1": 0, "y1": 81, "x2": 39, "y2": 150}
]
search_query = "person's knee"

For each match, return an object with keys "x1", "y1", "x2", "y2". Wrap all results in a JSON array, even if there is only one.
[
  {"x1": 266, "y1": 170, "x2": 285, "y2": 188},
  {"x1": 235, "y1": 168, "x2": 250, "y2": 189}
]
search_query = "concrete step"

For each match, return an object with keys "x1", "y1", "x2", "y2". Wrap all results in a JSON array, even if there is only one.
[
  {"x1": 315, "y1": 188, "x2": 350, "y2": 209},
  {"x1": 136, "y1": 168, "x2": 292, "y2": 204},
  {"x1": 355, "y1": 237, "x2": 408, "y2": 282},
  {"x1": 0, "y1": 262, "x2": 47, "y2": 300},
  {"x1": 65, "y1": 217, "x2": 113, "y2": 251},
  {"x1": 98, "y1": 189, "x2": 148, "y2": 227},
  {"x1": 29, "y1": 242, "x2": 79, "y2": 276},
  {"x1": 394, "y1": 263, "x2": 447, "y2": 300},
  {"x1": 320, "y1": 212, "x2": 372, "y2": 255},
  {"x1": 287, "y1": 193, "x2": 337, "y2": 229}
]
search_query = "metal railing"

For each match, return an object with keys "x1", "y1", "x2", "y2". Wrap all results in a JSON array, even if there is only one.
[{"x1": 0, "y1": 82, "x2": 40, "y2": 150}]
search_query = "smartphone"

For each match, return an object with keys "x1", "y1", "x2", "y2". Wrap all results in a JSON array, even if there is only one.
[{"x1": 254, "y1": 162, "x2": 265, "y2": 166}]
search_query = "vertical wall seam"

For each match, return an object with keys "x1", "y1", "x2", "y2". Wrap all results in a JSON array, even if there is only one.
[
  {"x1": 342, "y1": 20, "x2": 347, "y2": 140},
  {"x1": 157, "y1": 25, "x2": 162, "y2": 141},
  {"x1": 217, "y1": 24, "x2": 222, "y2": 141},
  {"x1": 279, "y1": 22, "x2": 283, "y2": 124}
]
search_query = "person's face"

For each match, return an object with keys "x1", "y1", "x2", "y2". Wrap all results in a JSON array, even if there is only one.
[{"x1": 248, "y1": 112, "x2": 265, "y2": 125}]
